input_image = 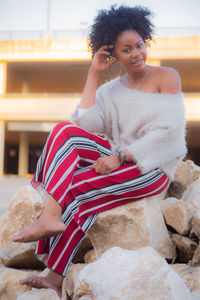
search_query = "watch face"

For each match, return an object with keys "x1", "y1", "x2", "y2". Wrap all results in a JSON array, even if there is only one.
[{"x1": 118, "y1": 151, "x2": 126, "y2": 164}]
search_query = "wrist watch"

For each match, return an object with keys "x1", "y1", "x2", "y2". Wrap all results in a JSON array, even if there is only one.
[{"x1": 117, "y1": 151, "x2": 127, "y2": 165}]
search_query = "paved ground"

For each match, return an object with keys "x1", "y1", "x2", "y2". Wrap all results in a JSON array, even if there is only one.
[{"x1": 0, "y1": 175, "x2": 30, "y2": 216}]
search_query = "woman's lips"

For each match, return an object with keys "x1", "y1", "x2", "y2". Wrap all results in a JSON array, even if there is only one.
[{"x1": 131, "y1": 58, "x2": 144, "y2": 66}]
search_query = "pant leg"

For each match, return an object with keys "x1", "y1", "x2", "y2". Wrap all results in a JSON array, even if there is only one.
[
  {"x1": 32, "y1": 122, "x2": 112, "y2": 209},
  {"x1": 33, "y1": 122, "x2": 112, "y2": 270},
  {"x1": 40, "y1": 164, "x2": 169, "y2": 276}
]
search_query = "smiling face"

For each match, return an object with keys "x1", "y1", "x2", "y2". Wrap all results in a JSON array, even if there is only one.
[{"x1": 114, "y1": 30, "x2": 147, "y2": 73}]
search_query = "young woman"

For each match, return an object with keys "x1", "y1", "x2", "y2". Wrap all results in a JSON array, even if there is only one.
[{"x1": 13, "y1": 5, "x2": 187, "y2": 298}]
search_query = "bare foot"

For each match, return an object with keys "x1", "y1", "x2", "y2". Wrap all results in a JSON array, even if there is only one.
[
  {"x1": 20, "y1": 271, "x2": 64, "y2": 298},
  {"x1": 13, "y1": 218, "x2": 65, "y2": 243},
  {"x1": 13, "y1": 192, "x2": 66, "y2": 243}
]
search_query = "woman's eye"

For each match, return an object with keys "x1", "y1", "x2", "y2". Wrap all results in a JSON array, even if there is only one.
[
  {"x1": 137, "y1": 44, "x2": 143, "y2": 49},
  {"x1": 122, "y1": 49, "x2": 131, "y2": 53}
]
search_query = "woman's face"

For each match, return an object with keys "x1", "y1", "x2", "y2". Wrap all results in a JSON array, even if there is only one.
[{"x1": 114, "y1": 30, "x2": 147, "y2": 73}]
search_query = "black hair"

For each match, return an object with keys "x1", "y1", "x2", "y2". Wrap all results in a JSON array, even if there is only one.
[{"x1": 88, "y1": 5, "x2": 154, "y2": 56}]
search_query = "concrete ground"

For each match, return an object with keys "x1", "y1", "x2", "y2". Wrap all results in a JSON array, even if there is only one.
[{"x1": 0, "y1": 175, "x2": 30, "y2": 216}]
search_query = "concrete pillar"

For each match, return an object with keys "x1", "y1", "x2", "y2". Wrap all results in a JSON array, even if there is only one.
[
  {"x1": 0, "y1": 62, "x2": 7, "y2": 95},
  {"x1": 18, "y1": 132, "x2": 29, "y2": 177},
  {"x1": 0, "y1": 121, "x2": 5, "y2": 176},
  {"x1": 147, "y1": 58, "x2": 161, "y2": 66},
  {"x1": 22, "y1": 72, "x2": 30, "y2": 93}
]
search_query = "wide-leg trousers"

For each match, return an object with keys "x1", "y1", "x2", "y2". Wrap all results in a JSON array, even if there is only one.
[{"x1": 31, "y1": 122, "x2": 170, "y2": 276}]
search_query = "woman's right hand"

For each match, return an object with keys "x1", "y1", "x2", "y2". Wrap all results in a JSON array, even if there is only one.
[{"x1": 90, "y1": 45, "x2": 118, "y2": 73}]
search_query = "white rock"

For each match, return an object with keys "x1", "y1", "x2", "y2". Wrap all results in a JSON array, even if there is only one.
[
  {"x1": 191, "y1": 291, "x2": 200, "y2": 300},
  {"x1": 87, "y1": 195, "x2": 176, "y2": 261},
  {"x1": 161, "y1": 198, "x2": 196, "y2": 235},
  {"x1": 84, "y1": 249, "x2": 97, "y2": 264},
  {"x1": 0, "y1": 267, "x2": 40, "y2": 300},
  {"x1": 171, "y1": 234, "x2": 197, "y2": 263},
  {"x1": 175, "y1": 160, "x2": 200, "y2": 189},
  {"x1": 182, "y1": 177, "x2": 200, "y2": 210},
  {"x1": 0, "y1": 185, "x2": 43, "y2": 247},
  {"x1": 63, "y1": 263, "x2": 85, "y2": 299},
  {"x1": 172, "y1": 264, "x2": 200, "y2": 293},
  {"x1": 191, "y1": 211, "x2": 200, "y2": 239},
  {"x1": 192, "y1": 244, "x2": 200, "y2": 265},
  {"x1": 74, "y1": 247, "x2": 192, "y2": 300},
  {"x1": 0, "y1": 185, "x2": 44, "y2": 268},
  {"x1": 17, "y1": 289, "x2": 60, "y2": 300},
  {"x1": 0, "y1": 242, "x2": 44, "y2": 269}
]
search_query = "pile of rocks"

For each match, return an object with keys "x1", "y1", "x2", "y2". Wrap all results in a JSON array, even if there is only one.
[{"x1": 1, "y1": 160, "x2": 200, "y2": 299}]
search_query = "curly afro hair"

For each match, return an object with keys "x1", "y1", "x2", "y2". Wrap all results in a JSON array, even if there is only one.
[{"x1": 88, "y1": 5, "x2": 154, "y2": 56}]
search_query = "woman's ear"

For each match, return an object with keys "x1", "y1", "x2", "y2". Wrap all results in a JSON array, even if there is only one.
[{"x1": 112, "y1": 49, "x2": 117, "y2": 58}]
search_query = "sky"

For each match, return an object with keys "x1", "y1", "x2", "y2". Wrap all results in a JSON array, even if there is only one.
[{"x1": 0, "y1": 0, "x2": 200, "y2": 33}]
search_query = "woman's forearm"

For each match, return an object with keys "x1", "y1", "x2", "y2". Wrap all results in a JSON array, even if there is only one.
[{"x1": 79, "y1": 68, "x2": 100, "y2": 109}]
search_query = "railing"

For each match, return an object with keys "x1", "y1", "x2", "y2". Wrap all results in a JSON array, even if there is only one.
[
  {"x1": 0, "y1": 92, "x2": 82, "y2": 98},
  {"x1": 0, "y1": 27, "x2": 200, "y2": 41}
]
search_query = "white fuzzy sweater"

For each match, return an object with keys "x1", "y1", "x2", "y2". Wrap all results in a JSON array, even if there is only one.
[{"x1": 70, "y1": 77, "x2": 187, "y2": 180}]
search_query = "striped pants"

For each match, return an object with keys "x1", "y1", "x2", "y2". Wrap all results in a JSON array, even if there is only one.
[{"x1": 31, "y1": 122, "x2": 169, "y2": 276}]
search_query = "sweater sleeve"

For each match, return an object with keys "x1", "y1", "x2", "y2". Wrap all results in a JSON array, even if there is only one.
[
  {"x1": 70, "y1": 88, "x2": 105, "y2": 133},
  {"x1": 125, "y1": 96, "x2": 187, "y2": 174}
]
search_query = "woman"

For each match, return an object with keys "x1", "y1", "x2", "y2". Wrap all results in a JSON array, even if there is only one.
[{"x1": 13, "y1": 5, "x2": 187, "y2": 298}]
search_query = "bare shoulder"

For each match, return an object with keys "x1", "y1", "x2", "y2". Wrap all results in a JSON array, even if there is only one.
[{"x1": 156, "y1": 66, "x2": 182, "y2": 94}]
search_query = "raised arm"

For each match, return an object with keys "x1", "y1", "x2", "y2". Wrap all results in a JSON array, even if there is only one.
[{"x1": 79, "y1": 45, "x2": 117, "y2": 109}]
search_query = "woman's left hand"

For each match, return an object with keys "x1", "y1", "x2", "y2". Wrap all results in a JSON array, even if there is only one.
[{"x1": 91, "y1": 155, "x2": 121, "y2": 175}]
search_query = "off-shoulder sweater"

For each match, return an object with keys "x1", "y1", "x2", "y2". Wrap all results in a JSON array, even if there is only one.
[{"x1": 70, "y1": 77, "x2": 187, "y2": 180}]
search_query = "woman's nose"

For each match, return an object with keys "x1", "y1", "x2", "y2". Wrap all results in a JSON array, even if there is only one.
[{"x1": 131, "y1": 48, "x2": 140, "y2": 58}]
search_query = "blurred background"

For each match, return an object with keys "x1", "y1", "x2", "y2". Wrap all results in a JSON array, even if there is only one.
[{"x1": 0, "y1": 0, "x2": 200, "y2": 181}]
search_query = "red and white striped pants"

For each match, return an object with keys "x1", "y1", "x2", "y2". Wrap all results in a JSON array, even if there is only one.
[{"x1": 32, "y1": 122, "x2": 169, "y2": 276}]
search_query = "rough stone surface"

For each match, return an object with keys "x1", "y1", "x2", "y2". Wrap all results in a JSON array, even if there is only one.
[
  {"x1": 72, "y1": 237, "x2": 93, "y2": 264},
  {"x1": 0, "y1": 267, "x2": 40, "y2": 300},
  {"x1": 191, "y1": 211, "x2": 200, "y2": 239},
  {"x1": 182, "y1": 177, "x2": 200, "y2": 210},
  {"x1": 166, "y1": 181, "x2": 185, "y2": 199},
  {"x1": 174, "y1": 160, "x2": 200, "y2": 189},
  {"x1": 63, "y1": 263, "x2": 85, "y2": 299},
  {"x1": 0, "y1": 242, "x2": 44, "y2": 269},
  {"x1": 172, "y1": 264, "x2": 200, "y2": 293},
  {"x1": 191, "y1": 291, "x2": 200, "y2": 300},
  {"x1": 0, "y1": 185, "x2": 43, "y2": 247},
  {"x1": 161, "y1": 198, "x2": 196, "y2": 235},
  {"x1": 0, "y1": 185, "x2": 44, "y2": 268},
  {"x1": 171, "y1": 234, "x2": 198, "y2": 263},
  {"x1": 87, "y1": 195, "x2": 176, "y2": 261},
  {"x1": 84, "y1": 249, "x2": 97, "y2": 264},
  {"x1": 73, "y1": 247, "x2": 192, "y2": 300},
  {"x1": 17, "y1": 289, "x2": 60, "y2": 300},
  {"x1": 191, "y1": 244, "x2": 200, "y2": 265}
]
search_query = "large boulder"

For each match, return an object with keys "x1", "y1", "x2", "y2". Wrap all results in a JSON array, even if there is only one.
[
  {"x1": 191, "y1": 211, "x2": 200, "y2": 239},
  {"x1": 172, "y1": 264, "x2": 200, "y2": 293},
  {"x1": 166, "y1": 181, "x2": 185, "y2": 199},
  {"x1": 191, "y1": 244, "x2": 200, "y2": 265},
  {"x1": 161, "y1": 198, "x2": 196, "y2": 235},
  {"x1": 182, "y1": 177, "x2": 200, "y2": 210},
  {"x1": 174, "y1": 160, "x2": 200, "y2": 189},
  {"x1": 62, "y1": 263, "x2": 86, "y2": 299},
  {"x1": 0, "y1": 185, "x2": 44, "y2": 269},
  {"x1": 0, "y1": 242, "x2": 44, "y2": 269},
  {"x1": 87, "y1": 195, "x2": 176, "y2": 261},
  {"x1": 73, "y1": 247, "x2": 192, "y2": 300},
  {"x1": 171, "y1": 234, "x2": 198, "y2": 263}
]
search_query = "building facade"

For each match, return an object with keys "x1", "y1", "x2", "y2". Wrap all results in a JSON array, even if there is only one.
[{"x1": 0, "y1": 32, "x2": 200, "y2": 176}]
